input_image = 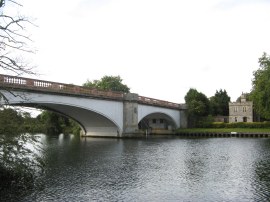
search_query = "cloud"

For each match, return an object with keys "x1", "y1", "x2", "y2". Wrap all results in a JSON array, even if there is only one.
[
  {"x1": 13, "y1": 0, "x2": 270, "y2": 103},
  {"x1": 216, "y1": 0, "x2": 270, "y2": 10},
  {"x1": 71, "y1": 0, "x2": 112, "y2": 16}
]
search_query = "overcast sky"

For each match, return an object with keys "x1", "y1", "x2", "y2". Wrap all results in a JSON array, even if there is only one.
[{"x1": 3, "y1": 0, "x2": 270, "y2": 103}]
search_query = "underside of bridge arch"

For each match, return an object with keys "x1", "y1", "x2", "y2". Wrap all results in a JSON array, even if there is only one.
[
  {"x1": 138, "y1": 113, "x2": 177, "y2": 134},
  {"x1": 11, "y1": 103, "x2": 121, "y2": 137}
]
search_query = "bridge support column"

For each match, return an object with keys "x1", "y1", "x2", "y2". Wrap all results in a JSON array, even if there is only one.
[
  {"x1": 122, "y1": 93, "x2": 143, "y2": 137},
  {"x1": 180, "y1": 110, "x2": 188, "y2": 128}
]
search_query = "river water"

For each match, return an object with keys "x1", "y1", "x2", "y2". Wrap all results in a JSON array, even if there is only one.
[{"x1": 10, "y1": 135, "x2": 270, "y2": 201}]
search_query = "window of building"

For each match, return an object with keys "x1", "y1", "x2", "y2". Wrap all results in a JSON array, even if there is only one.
[
  {"x1": 234, "y1": 107, "x2": 238, "y2": 112},
  {"x1": 243, "y1": 117, "x2": 247, "y2": 122},
  {"x1": 160, "y1": 119, "x2": 164, "y2": 123},
  {"x1": 153, "y1": 119, "x2": 156, "y2": 124},
  {"x1": 235, "y1": 117, "x2": 237, "y2": 122},
  {"x1": 243, "y1": 107, "x2": 246, "y2": 112}
]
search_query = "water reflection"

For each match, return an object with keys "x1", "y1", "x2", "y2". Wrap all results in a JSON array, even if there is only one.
[{"x1": 11, "y1": 135, "x2": 270, "y2": 201}]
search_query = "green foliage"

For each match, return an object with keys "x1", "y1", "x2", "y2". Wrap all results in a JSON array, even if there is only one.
[
  {"x1": 198, "y1": 121, "x2": 270, "y2": 129},
  {"x1": 185, "y1": 88, "x2": 210, "y2": 116},
  {"x1": 37, "y1": 111, "x2": 63, "y2": 135},
  {"x1": 184, "y1": 88, "x2": 210, "y2": 127},
  {"x1": 196, "y1": 115, "x2": 215, "y2": 128},
  {"x1": 0, "y1": 107, "x2": 81, "y2": 196},
  {"x1": 83, "y1": 75, "x2": 130, "y2": 93},
  {"x1": 0, "y1": 1, "x2": 43, "y2": 196},
  {"x1": 209, "y1": 89, "x2": 230, "y2": 116},
  {"x1": 37, "y1": 110, "x2": 81, "y2": 135},
  {"x1": 0, "y1": 133, "x2": 44, "y2": 198},
  {"x1": 0, "y1": 108, "x2": 44, "y2": 196},
  {"x1": 69, "y1": 119, "x2": 82, "y2": 135},
  {"x1": 176, "y1": 127, "x2": 270, "y2": 133},
  {"x1": 250, "y1": 52, "x2": 270, "y2": 119},
  {"x1": 0, "y1": 108, "x2": 23, "y2": 134}
]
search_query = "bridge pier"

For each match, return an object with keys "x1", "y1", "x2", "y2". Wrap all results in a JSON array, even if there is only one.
[
  {"x1": 122, "y1": 93, "x2": 144, "y2": 137},
  {"x1": 180, "y1": 110, "x2": 188, "y2": 128}
]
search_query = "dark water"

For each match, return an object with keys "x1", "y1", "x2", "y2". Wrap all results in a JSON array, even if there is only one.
[{"x1": 13, "y1": 135, "x2": 270, "y2": 201}]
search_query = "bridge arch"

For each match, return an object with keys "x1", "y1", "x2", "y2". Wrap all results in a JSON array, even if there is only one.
[
  {"x1": 139, "y1": 112, "x2": 177, "y2": 130},
  {"x1": 1, "y1": 90, "x2": 123, "y2": 136},
  {"x1": 138, "y1": 104, "x2": 181, "y2": 130},
  {"x1": 12, "y1": 103, "x2": 88, "y2": 134}
]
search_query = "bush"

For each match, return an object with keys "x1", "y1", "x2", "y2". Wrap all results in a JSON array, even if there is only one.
[{"x1": 204, "y1": 122, "x2": 270, "y2": 129}]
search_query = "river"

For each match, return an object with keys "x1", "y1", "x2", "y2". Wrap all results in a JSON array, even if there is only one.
[{"x1": 7, "y1": 134, "x2": 270, "y2": 201}]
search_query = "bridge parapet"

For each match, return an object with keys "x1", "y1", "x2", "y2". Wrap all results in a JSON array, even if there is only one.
[
  {"x1": 138, "y1": 96, "x2": 182, "y2": 109},
  {"x1": 0, "y1": 74, "x2": 124, "y2": 100},
  {"x1": 0, "y1": 74, "x2": 186, "y2": 111}
]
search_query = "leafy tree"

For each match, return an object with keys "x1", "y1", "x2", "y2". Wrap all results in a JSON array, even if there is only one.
[
  {"x1": 0, "y1": 108, "x2": 23, "y2": 134},
  {"x1": 0, "y1": 108, "x2": 44, "y2": 196},
  {"x1": 184, "y1": 88, "x2": 210, "y2": 127},
  {"x1": 250, "y1": 52, "x2": 270, "y2": 119},
  {"x1": 83, "y1": 75, "x2": 130, "y2": 93},
  {"x1": 37, "y1": 110, "x2": 81, "y2": 135},
  {"x1": 209, "y1": 89, "x2": 230, "y2": 116},
  {"x1": 37, "y1": 111, "x2": 63, "y2": 135}
]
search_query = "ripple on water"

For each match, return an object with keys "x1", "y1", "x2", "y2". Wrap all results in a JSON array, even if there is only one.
[{"x1": 15, "y1": 137, "x2": 270, "y2": 201}]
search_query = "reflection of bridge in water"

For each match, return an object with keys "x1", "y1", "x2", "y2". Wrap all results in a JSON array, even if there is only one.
[{"x1": 0, "y1": 74, "x2": 187, "y2": 137}]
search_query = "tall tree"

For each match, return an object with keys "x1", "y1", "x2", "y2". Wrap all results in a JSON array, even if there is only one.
[
  {"x1": 83, "y1": 75, "x2": 130, "y2": 93},
  {"x1": 184, "y1": 88, "x2": 210, "y2": 127},
  {"x1": 209, "y1": 89, "x2": 230, "y2": 116},
  {"x1": 250, "y1": 52, "x2": 270, "y2": 119}
]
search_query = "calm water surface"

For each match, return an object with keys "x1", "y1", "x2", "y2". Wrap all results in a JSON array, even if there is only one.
[{"x1": 16, "y1": 135, "x2": 270, "y2": 201}]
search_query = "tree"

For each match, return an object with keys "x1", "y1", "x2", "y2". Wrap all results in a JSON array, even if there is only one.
[
  {"x1": 37, "y1": 111, "x2": 63, "y2": 135},
  {"x1": 0, "y1": 107, "x2": 23, "y2": 134},
  {"x1": 184, "y1": 88, "x2": 210, "y2": 127},
  {"x1": 0, "y1": 1, "x2": 42, "y2": 196},
  {"x1": 0, "y1": 0, "x2": 35, "y2": 76},
  {"x1": 250, "y1": 52, "x2": 270, "y2": 119},
  {"x1": 83, "y1": 75, "x2": 130, "y2": 93},
  {"x1": 0, "y1": 107, "x2": 44, "y2": 196},
  {"x1": 37, "y1": 110, "x2": 81, "y2": 135},
  {"x1": 209, "y1": 89, "x2": 230, "y2": 116}
]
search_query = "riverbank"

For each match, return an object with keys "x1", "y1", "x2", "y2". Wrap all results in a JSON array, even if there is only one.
[{"x1": 176, "y1": 128, "x2": 270, "y2": 138}]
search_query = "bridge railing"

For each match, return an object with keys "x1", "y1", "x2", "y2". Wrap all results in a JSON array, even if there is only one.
[
  {"x1": 0, "y1": 74, "x2": 185, "y2": 109},
  {"x1": 0, "y1": 74, "x2": 124, "y2": 100},
  {"x1": 138, "y1": 96, "x2": 181, "y2": 109}
]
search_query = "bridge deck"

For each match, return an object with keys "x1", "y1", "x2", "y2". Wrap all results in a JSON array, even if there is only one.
[{"x1": 0, "y1": 74, "x2": 185, "y2": 109}]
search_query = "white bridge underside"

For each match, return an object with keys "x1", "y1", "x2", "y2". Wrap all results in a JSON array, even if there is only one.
[
  {"x1": 0, "y1": 90, "x2": 182, "y2": 137},
  {"x1": 1, "y1": 90, "x2": 123, "y2": 137}
]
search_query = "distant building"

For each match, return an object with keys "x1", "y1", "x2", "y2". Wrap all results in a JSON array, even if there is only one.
[{"x1": 229, "y1": 93, "x2": 253, "y2": 123}]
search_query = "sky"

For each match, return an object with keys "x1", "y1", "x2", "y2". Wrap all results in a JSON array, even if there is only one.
[{"x1": 2, "y1": 0, "x2": 270, "y2": 103}]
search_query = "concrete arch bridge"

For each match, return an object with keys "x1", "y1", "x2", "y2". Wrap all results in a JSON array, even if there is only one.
[{"x1": 0, "y1": 74, "x2": 187, "y2": 137}]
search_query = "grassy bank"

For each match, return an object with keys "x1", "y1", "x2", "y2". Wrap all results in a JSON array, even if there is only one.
[{"x1": 176, "y1": 128, "x2": 270, "y2": 133}]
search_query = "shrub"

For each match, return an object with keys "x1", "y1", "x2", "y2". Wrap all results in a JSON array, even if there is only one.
[{"x1": 205, "y1": 122, "x2": 270, "y2": 129}]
